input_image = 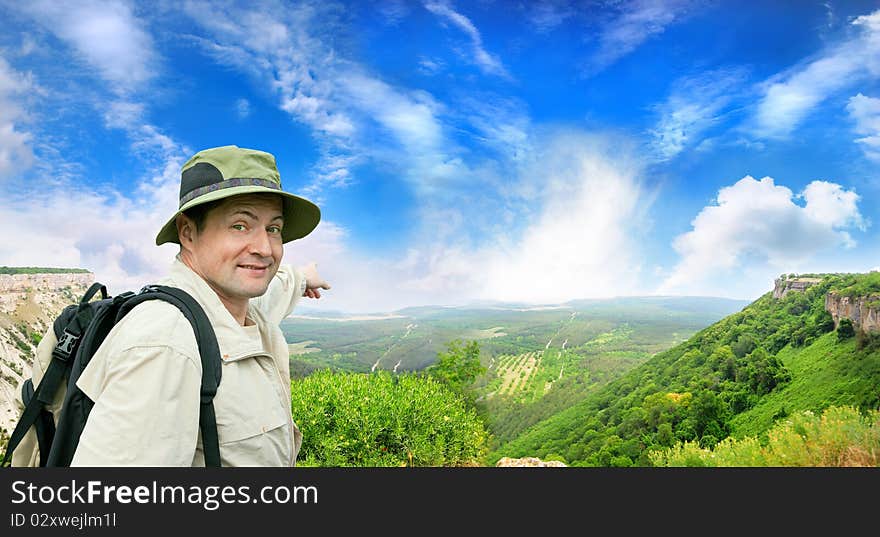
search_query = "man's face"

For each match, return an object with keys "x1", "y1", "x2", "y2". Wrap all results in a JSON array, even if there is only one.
[{"x1": 184, "y1": 193, "x2": 284, "y2": 304}]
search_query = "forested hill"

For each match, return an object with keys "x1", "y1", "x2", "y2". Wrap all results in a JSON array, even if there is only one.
[{"x1": 490, "y1": 273, "x2": 880, "y2": 466}]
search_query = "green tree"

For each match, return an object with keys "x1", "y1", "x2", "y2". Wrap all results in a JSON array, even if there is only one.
[
  {"x1": 426, "y1": 339, "x2": 486, "y2": 393},
  {"x1": 731, "y1": 334, "x2": 757, "y2": 359},
  {"x1": 837, "y1": 318, "x2": 855, "y2": 341},
  {"x1": 656, "y1": 423, "x2": 674, "y2": 447},
  {"x1": 740, "y1": 347, "x2": 790, "y2": 395}
]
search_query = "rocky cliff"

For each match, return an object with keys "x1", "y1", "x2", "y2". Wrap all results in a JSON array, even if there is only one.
[
  {"x1": 0, "y1": 272, "x2": 94, "y2": 441},
  {"x1": 773, "y1": 277, "x2": 822, "y2": 299},
  {"x1": 824, "y1": 292, "x2": 880, "y2": 333},
  {"x1": 495, "y1": 456, "x2": 567, "y2": 467}
]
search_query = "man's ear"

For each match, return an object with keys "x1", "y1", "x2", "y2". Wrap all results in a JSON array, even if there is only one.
[{"x1": 176, "y1": 213, "x2": 195, "y2": 246}]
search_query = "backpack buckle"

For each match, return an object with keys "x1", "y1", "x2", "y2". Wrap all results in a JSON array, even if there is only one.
[{"x1": 53, "y1": 329, "x2": 80, "y2": 362}]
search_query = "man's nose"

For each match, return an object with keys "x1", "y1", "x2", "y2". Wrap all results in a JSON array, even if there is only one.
[{"x1": 249, "y1": 228, "x2": 273, "y2": 257}]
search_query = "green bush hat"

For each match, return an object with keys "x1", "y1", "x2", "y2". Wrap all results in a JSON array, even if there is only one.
[{"x1": 155, "y1": 145, "x2": 321, "y2": 245}]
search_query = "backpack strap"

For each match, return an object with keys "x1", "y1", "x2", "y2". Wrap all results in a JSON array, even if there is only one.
[
  {"x1": 116, "y1": 285, "x2": 223, "y2": 467},
  {"x1": 1, "y1": 379, "x2": 57, "y2": 466},
  {"x1": 23, "y1": 379, "x2": 56, "y2": 466},
  {"x1": 0, "y1": 288, "x2": 105, "y2": 467}
]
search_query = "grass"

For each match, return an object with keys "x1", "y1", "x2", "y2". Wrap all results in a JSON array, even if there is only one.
[{"x1": 729, "y1": 332, "x2": 880, "y2": 439}]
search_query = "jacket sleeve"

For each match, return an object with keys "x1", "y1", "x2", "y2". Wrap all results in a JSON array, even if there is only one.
[
  {"x1": 71, "y1": 344, "x2": 202, "y2": 467},
  {"x1": 250, "y1": 264, "x2": 305, "y2": 326}
]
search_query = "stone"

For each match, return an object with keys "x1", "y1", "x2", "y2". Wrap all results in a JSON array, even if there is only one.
[{"x1": 495, "y1": 456, "x2": 567, "y2": 467}]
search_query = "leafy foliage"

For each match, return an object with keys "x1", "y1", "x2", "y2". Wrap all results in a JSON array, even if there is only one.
[
  {"x1": 831, "y1": 271, "x2": 880, "y2": 298},
  {"x1": 649, "y1": 405, "x2": 880, "y2": 466},
  {"x1": 425, "y1": 339, "x2": 485, "y2": 395},
  {"x1": 290, "y1": 370, "x2": 489, "y2": 466},
  {"x1": 837, "y1": 318, "x2": 855, "y2": 341}
]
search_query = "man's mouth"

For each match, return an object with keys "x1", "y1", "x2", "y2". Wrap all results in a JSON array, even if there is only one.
[{"x1": 238, "y1": 263, "x2": 271, "y2": 273}]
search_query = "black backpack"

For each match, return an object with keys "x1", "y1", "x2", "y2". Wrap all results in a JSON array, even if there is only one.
[{"x1": 2, "y1": 283, "x2": 223, "y2": 467}]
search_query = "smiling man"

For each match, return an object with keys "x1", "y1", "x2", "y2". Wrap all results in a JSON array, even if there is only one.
[{"x1": 67, "y1": 145, "x2": 330, "y2": 466}]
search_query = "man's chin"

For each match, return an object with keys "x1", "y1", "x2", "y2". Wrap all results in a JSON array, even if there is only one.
[
  {"x1": 227, "y1": 279, "x2": 271, "y2": 299},
  {"x1": 244, "y1": 283, "x2": 272, "y2": 298}
]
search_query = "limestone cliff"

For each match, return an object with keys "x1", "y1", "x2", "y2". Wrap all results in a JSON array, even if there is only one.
[
  {"x1": 0, "y1": 272, "x2": 94, "y2": 440},
  {"x1": 495, "y1": 456, "x2": 567, "y2": 467},
  {"x1": 824, "y1": 292, "x2": 880, "y2": 333},
  {"x1": 773, "y1": 277, "x2": 822, "y2": 299}
]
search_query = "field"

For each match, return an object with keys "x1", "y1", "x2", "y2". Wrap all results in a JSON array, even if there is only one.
[{"x1": 283, "y1": 297, "x2": 747, "y2": 376}]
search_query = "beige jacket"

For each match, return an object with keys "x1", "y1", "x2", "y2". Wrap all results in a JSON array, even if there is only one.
[{"x1": 64, "y1": 258, "x2": 305, "y2": 466}]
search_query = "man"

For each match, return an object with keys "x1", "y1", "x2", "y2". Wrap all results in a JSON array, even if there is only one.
[{"x1": 69, "y1": 145, "x2": 330, "y2": 466}]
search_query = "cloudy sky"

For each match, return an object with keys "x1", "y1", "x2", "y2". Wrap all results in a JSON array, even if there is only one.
[{"x1": 0, "y1": 0, "x2": 878, "y2": 313}]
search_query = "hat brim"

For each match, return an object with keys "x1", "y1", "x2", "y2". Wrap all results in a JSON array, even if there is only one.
[{"x1": 155, "y1": 185, "x2": 321, "y2": 246}]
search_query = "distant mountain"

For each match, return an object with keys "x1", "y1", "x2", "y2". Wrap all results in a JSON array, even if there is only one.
[
  {"x1": 490, "y1": 273, "x2": 880, "y2": 466},
  {"x1": 295, "y1": 296, "x2": 751, "y2": 320}
]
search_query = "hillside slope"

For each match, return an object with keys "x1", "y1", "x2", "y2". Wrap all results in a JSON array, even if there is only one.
[
  {"x1": 491, "y1": 273, "x2": 880, "y2": 466},
  {"x1": 0, "y1": 272, "x2": 94, "y2": 444}
]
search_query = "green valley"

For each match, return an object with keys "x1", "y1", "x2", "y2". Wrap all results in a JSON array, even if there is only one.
[
  {"x1": 283, "y1": 296, "x2": 751, "y2": 463},
  {"x1": 284, "y1": 274, "x2": 880, "y2": 467}
]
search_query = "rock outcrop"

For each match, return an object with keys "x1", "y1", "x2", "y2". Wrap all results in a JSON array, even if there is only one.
[
  {"x1": 0, "y1": 272, "x2": 94, "y2": 440},
  {"x1": 824, "y1": 292, "x2": 880, "y2": 333},
  {"x1": 773, "y1": 277, "x2": 822, "y2": 299},
  {"x1": 495, "y1": 456, "x2": 567, "y2": 467}
]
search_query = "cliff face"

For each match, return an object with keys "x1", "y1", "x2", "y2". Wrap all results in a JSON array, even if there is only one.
[
  {"x1": 495, "y1": 456, "x2": 567, "y2": 467},
  {"x1": 824, "y1": 292, "x2": 880, "y2": 333},
  {"x1": 773, "y1": 277, "x2": 822, "y2": 299},
  {"x1": 0, "y1": 272, "x2": 94, "y2": 440}
]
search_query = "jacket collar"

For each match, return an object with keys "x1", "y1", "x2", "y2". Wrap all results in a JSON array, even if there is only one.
[{"x1": 162, "y1": 256, "x2": 266, "y2": 362}]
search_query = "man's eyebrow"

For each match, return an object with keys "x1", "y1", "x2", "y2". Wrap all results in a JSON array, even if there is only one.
[{"x1": 231, "y1": 210, "x2": 284, "y2": 222}]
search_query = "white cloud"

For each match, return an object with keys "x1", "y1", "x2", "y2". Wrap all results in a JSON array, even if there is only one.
[
  {"x1": 478, "y1": 132, "x2": 649, "y2": 303},
  {"x1": 307, "y1": 130, "x2": 652, "y2": 311},
  {"x1": 423, "y1": 1, "x2": 510, "y2": 79},
  {"x1": 181, "y1": 0, "x2": 460, "y2": 197},
  {"x1": 454, "y1": 93, "x2": 532, "y2": 164},
  {"x1": 802, "y1": 180, "x2": 866, "y2": 231},
  {"x1": 0, "y1": 168, "x2": 180, "y2": 291},
  {"x1": 659, "y1": 176, "x2": 866, "y2": 297},
  {"x1": 847, "y1": 93, "x2": 880, "y2": 161},
  {"x1": 8, "y1": 0, "x2": 158, "y2": 94},
  {"x1": 527, "y1": 0, "x2": 575, "y2": 33},
  {"x1": 0, "y1": 56, "x2": 36, "y2": 178},
  {"x1": 417, "y1": 56, "x2": 444, "y2": 76},
  {"x1": 5, "y1": 0, "x2": 180, "y2": 173},
  {"x1": 753, "y1": 9, "x2": 880, "y2": 138},
  {"x1": 103, "y1": 100, "x2": 146, "y2": 129},
  {"x1": 378, "y1": 0, "x2": 411, "y2": 25},
  {"x1": 585, "y1": 0, "x2": 693, "y2": 75},
  {"x1": 651, "y1": 67, "x2": 747, "y2": 160},
  {"x1": 235, "y1": 98, "x2": 251, "y2": 119}
]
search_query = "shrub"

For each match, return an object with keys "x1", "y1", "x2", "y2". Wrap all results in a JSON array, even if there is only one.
[
  {"x1": 291, "y1": 369, "x2": 489, "y2": 467},
  {"x1": 649, "y1": 405, "x2": 880, "y2": 467},
  {"x1": 426, "y1": 339, "x2": 485, "y2": 394},
  {"x1": 837, "y1": 319, "x2": 855, "y2": 341}
]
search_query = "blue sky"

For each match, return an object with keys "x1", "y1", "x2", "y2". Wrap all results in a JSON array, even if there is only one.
[{"x1": 0, "y1": 0, "x2": 878, "y2": 313}]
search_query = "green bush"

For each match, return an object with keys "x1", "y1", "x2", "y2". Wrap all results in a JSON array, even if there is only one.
[
  {"x1": 649, "y1": 405, "x2": 880, "y2": 466},
  {"x1": 426, "y1": 339, "x2": 485, "y2": 395},
  {"x1": 837, "y1": 319, "x2": 855, "y2": 341},
  {"x1": 291, "y1": 369, "x2": 489, "y2": 467}
]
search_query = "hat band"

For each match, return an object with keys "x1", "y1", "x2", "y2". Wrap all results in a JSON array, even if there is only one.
[{"x1": 179, "y1": 177, "x2": 281, "y2": 207}]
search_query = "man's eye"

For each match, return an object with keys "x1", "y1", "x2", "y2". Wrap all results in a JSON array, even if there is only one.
[
  {"x1": 232, "y1": 224, "x2": 246, "y2": 231},
  {"x1": 268, "y1": 225, "x2": 282, "y2": 234}
]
